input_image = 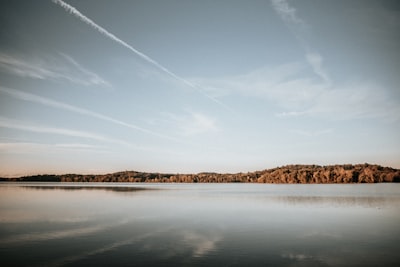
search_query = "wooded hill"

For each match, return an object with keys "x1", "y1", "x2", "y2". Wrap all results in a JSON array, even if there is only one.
[{"x1": 1, "y1": 164, "x2": 400, "y2": 183}]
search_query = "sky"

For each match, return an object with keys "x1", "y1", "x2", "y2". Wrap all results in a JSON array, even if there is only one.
[{"x1": 0, "y1": 0, "x2": 399, "y2": 176}]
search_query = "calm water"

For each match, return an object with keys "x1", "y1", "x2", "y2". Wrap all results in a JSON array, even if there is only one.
[{"x1": 1, "y1": 183, "x2": 400, "y2": 267}]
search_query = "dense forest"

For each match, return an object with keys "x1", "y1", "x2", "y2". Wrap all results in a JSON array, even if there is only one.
[{"x1": 1, "y1": 164, "x2": 400, "y2": 183}]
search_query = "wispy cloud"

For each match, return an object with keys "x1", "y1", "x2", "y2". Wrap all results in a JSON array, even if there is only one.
[
  {"x1": 238, "y1": 7, "x2": 400, "y2": 121},
  {"x1": 54, "y1": 143, "x2": 100, "y2": 149},
  {"x1": 276, "y1": 110, "x2": 308, "y2": 117},
  {"x1": 0, "y1": 86, "x2": 180, "y2": 142},
  {"x1": 191, "y1": 63, "x2": 325, "y2": 110},
  {"x1": 0, "y1": 52, "x2": 110, "y2": 87},
  {"x1": 271, "y1": 0, "x2": 306, "y2": 27},
  {"x1": 60, "y1": 53, "x2": 111, "y2": 87},
  {"x1": 52, "y1": 0, "x2": 231, "y2": 111},
  {"x1": 190, "y1": 63, "x2": 312, "y2": 103},
  {"x1": 271, "y1": 0, "x2": 331, "y2": 84},
  {"x1": 306, "y1": 52, "x2": 331, "y2": 84},
  {"x1": 306, "y1": 83, "x2": 400, "y2": 121},
  {"x1": 0, "y1": 142, "x2": 104, "y2": 154},
  {"x1": 0, "y1": 53, "x2": 52, "y2": 79},
  {"x1": 162, "y1": 111, "x2": 219, "y2": 136},
  {"x1": 286, "y1": 83, "x2": 399, "y2": 121},
  {"x1": 191, "y1": 64, "x2": 399, "y2": 121},
  {"x1": 182, "y1": 113, "x2": 218, "y2": 136},
  {"x1": 291, "y1": 128, "x2": 333, "y2": 137},
  {"x1": 0, "y1": 116, "x2": 128, "y2": 145}
]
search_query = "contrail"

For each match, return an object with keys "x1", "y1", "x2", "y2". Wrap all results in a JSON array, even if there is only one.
[
  {"x1": 52, "y1": 0, "x2": 232, "y2": 112},
  {"x1": 0, "y1": 86, "x2": 180, "y2": 142}
]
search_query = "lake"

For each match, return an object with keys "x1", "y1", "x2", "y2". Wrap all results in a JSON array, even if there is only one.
[{"x1": 1, "y1": 183, "x2": 400, "y2": 267}]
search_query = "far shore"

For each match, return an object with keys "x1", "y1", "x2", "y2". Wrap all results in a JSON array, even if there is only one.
[{"x1": 1, "y1": 163, "x2": 400, "y2": 184}]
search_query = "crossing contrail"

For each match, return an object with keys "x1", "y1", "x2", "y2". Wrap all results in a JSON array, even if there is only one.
[{"x1": 52, "y1": 0, "x2": 232, "y2": 112}]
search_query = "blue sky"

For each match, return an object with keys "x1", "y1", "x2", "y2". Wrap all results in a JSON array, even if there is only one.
[{"x1": 0, "y1": 0, "x2": 399, "y2": 176}]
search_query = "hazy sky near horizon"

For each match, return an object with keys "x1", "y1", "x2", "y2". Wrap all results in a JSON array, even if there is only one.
[{"x1": 1, "y1": 0, "x2": 399, "y2": 176}]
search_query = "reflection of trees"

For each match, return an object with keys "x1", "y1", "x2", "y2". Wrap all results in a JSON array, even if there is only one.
[
  {"x1": 267, "y1": 196, "x2": 400, "y2": 208},
  {"x1": 20, "y1": 186, "x2": 151, "y2": 193}
]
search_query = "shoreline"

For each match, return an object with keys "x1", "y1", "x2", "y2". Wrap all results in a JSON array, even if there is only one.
[{"x1": 1, "y1": 164, "x2": 400, "y2": 183}]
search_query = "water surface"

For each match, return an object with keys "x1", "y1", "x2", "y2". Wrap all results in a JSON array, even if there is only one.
[{"x1": 1, "y1": 183, "x2": 400, "y2": 266}]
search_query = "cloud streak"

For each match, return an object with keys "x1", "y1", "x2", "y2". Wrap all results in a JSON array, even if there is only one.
[
  {"x1": 0, "y1": 52, "x2": 110, "y2": 87},
  {"x1": 0, "y1": 86, "x2": 180, "y2": 142},
  {"x1": 0, "y1": 116, "x2": 128, "y2": 145},
  {"x1": 0, "y1": 142, "x2": 104, "y2": 154},
  {"x1": 52, "y1": 0, "x2": 231, "y2": 111}
]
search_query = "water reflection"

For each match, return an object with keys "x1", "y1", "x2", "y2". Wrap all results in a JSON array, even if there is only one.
[
  {"x1": 182, "y1": 231, "x2": 221, "y2": 257},
  {"x1": 41, "y1": 230, "x2": 167, "y2": 267},
  {"x1": 0, "y1": 225, "x2": 106, "y2": 246},
  {"x1": 1, "y1": 183, "x2": 400, "y2": 267},
  {"x1": 271, "y1": 195, "x2": 398, "y2": 208},
  {"x1": 20, "y1": 184, "x2": 153, "y2": 193}
]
